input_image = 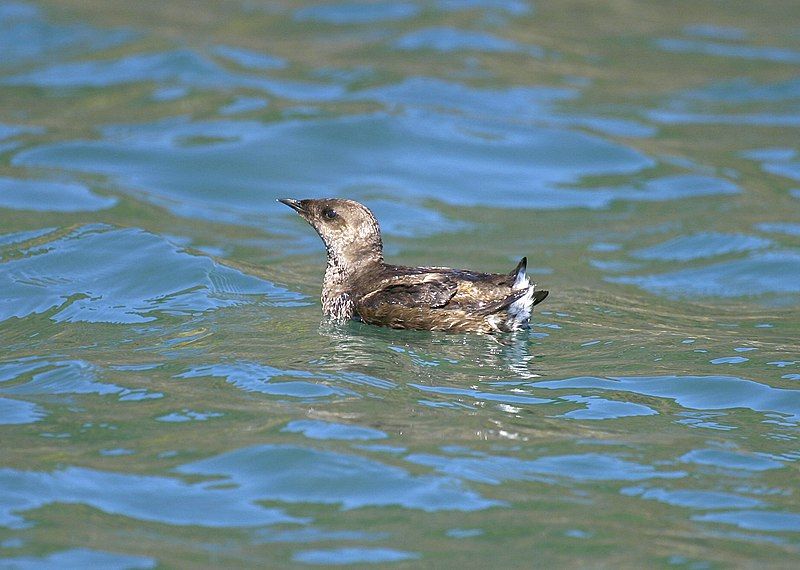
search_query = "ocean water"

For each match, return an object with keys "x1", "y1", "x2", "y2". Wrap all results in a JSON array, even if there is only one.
[{"x1": 0, "y1": 0, "x2": 798, "y2": 567}]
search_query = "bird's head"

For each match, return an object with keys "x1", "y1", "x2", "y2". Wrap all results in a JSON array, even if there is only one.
[{"x1": 279, "y1": 198, "x2": 384, "y2": 269}]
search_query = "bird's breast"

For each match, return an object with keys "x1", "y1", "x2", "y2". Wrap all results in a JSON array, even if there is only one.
[{"x1": 322, "y1": 291, "x2": 355, "y2": 321}]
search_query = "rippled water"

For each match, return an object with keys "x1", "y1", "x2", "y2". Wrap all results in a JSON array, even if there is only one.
[{"x1": 1, "y1": 0, "x2": 799, "y2": 567}]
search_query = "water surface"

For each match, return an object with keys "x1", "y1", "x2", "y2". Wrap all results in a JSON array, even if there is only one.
[{"x1": 1, "y1": 0, "x2": 799, "y2": 567}]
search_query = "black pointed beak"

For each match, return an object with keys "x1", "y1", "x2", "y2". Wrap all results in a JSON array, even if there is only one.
[{"x1": 278, "y1": 198, "x2": 305, "y2": 214}]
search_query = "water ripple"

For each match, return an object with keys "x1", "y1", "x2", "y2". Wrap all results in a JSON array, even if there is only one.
[
  {"x1": 211, "y1": 44, "x2": 287, "y2": 70},
  {"x1": 435, "y1": 0, "x2": 531, "y2": 15},
  {"x1": 292, "y1": 547, "x2": 419, "y2": 565},
  {"x1": 177, "y1": 444, "x2": 499, "y2": 511},
  {"x1": 0, "y1": 0, "x2": 798, "y2": 563},
  {"x1": 533, "y1": 375, "x2": 800, "y2": 425},
  {"x1": 282, "y1": 419, "x2": 388, "y2": 440},
  {"x1": 0, "y1": 397, "x2": 46, "y2": 425},
  {"x1": 557, "y1": 394, "x2": 658, "y2": 420},
  {"x1": 655, "y1": 37, "x2": 800, "y2": 64},
  {"x1": 0, "y1": 176, "x2": 117, "y2": 212},
  {"x1": 0, "y1": 464, "x2": 301, "y2": 529},
  {"x1": 3, "y1": 49, "x2": 342, "y2": 102},
  {"x1": 0, "y1": 548, "x2": 155, "y2": 570},
  {"x1": 631, "y1": 233, "x2": 772, "y2": 261},
  {"x1": 410, "y1": 383, "x2": 552, "y2": 406},
  {"x1": 682, "y1": 24, "x2": 748, "y2": 42},
  {"x1": 294, "y1": 2, "x2": 420, "y2": 24},
  {"x1": 0, "y1": 359, "x2": 159, "y2": 401},
  {"x1": 621, "y1": 486, "x2": 764, "y2": 509},
  {"x1": 219, "y1": 96, "x2": 269, "y2": 115},
  {"x1": 0, "y1": 2, "x2": 135, "y2": 66},
  {"x1": 680, "y1": 449, "x2": 785, "y2": 472},
  {"x1": 178, "y1": 362, "x2": 358, "y2": 400},
  {"x1": 406, "y1": 450, "x2": 686, "y2": 484},
  {"x1": 755, "y1": 223, "x2": 800, "y2": 237},
  {"x1": 607, "y1": 251, "x2": 800, "y2": 299},
  {"x1": 363, "y1": 74, "x2": 570, "y2": 110},
  {"x1": 0, "y1": 224, "x2": 292, "y2": 324},
  {"x1": 393, "y1": 27, "x2": 543, "y2": 57},
  {"x1": 695, "y1": 510, "x2": 800, "y2": 532},
  {"x1": 15, "y1": 112, "x2": 654, "y2": 216}
]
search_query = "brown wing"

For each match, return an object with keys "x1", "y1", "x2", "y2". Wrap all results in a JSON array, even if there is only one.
[
  {"x1": 357, "y1": 273, "x2": 459, "y2": 310},
  {"x1": 354, "y1": 271, "x2": 525, "y2": 332}
]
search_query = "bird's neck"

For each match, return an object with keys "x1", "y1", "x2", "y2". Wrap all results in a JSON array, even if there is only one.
[{"x1": 321, "y1": 248, "x2": 382, "y2": 310}]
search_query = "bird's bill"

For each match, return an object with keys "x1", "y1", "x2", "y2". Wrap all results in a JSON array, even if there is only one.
[{"x1": 277, "y1": 198, "x2": 306, "y2": 214}]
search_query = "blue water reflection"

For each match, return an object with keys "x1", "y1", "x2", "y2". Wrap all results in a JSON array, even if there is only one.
[
  {"x1": 292, "y1": 547, "x2": 419, "y2": 565},
  {"x1": 622, "y1": 487, "x2": 764, "y2": 510},
  {"x1": 680, "y1": 449, "x2": 784, "y2": 472},
  {"x1": 179, "y1": 363, "x2": 358, "y2": 400},
  {"x1": 0, "y1": 358, "x2": 161, "y2": 400},
  {"x1": 176, "y1": 444, "x2": 500, "y2": 511},
  {"x1": 608, "y1": 251, "x2": 800, "y2": 298},
  {"x1": 0, "y1": 548, "x2": 155, "y2": 570},
  {"x1": 0, "y1": 2, "x2": 135, "y2": 65},
  {"x1": 294, "y1": 2, "x2": 420, "y2": 24},
  {"x1": 655, "y1": 38, "x2": 800, "y2": 65},
  {"x1": 3, "y1": 49, "x2": 343, "y2": 101},
  {"x1": 0, "y1": 225, "x2": 293, "y2": 324},
  {"x1": 694, "y1": 510, "x2": 800, "y2": 532},
  {"x1": 435, "y1": 0, "x2": 531, "y2": 15},
  {"x1": 557, "y1": 394, "x2": 658, "y2": 420},
  {"x1": 282, "y1": 420, "x2": 388, "y2": 440},
  {"x1": 631, "y1": 233, "x2": 772, "y2": 262},
  {"x1": 212, "y1": 45, "x2": 287, "y2": 70},
  {"x1": 406, "y1": 450, "x2": 685, "y2": 483},
  {"x1": 15, "y1": 112, "x2": 655, "y2": 217},
  {"x1": 533, "y1": 376, "x2": 800, "y2": 425},
  {"x1": 0, "y1": 398, "x2": 45, "y2": 425},
  {"x1": 0, "y1": 464, "x2": 303, "y2": 529},
  {"x1": 178, "y1": 362, "x2": 395, "y2": 400},
  {"x1": 394, "y1": 27, "x2": 544, "y2": 57},
  {"x1": 0, "y1": 177, "x2": 116, "y2": 212}
]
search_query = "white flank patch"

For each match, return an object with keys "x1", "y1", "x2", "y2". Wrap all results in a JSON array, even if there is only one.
[{"x1": 507, "y1": 271, "x2": 533, "y2": 330}]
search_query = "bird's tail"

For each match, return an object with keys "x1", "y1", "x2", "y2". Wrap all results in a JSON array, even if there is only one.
[{"x1": 509, "y1": 257, "x2": 528, "y2": 290}]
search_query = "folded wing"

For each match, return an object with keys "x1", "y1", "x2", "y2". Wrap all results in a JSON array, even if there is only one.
[
  {"x1": 354, "y1": 269, "x2": 531, "y2": 332},
  {"x1": 357, "y1": 273, "x2": 459, "y2": 310}
]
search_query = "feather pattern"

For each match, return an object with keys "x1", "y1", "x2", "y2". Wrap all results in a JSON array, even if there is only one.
[{"x1": 351, "y1": 260, "x2": 547, "y2": 333}]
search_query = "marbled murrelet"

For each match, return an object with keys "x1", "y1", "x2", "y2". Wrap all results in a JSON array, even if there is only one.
[{"x1": 279, "y1": 198, "x2": 548, "y2": 333}]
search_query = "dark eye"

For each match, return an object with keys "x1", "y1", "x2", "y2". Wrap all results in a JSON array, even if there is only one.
[{"x1": 322, "y1": 207, "x2": 338, "y2": 220}]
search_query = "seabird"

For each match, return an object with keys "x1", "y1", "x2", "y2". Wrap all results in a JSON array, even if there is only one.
[{"x1": 279, "y1": 198, "x2": 548, "y2": 333}]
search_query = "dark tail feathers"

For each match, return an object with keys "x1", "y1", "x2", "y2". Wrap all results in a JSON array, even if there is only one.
[
  {"x1": 532, "y1": 290, "x2": 549, "y2": 306},
  {"x1": 476, "y1": 288, "x2": 528, "y2": 316},
  {"x1": 509, "y1": 256, "x2": 527, "y2": 277}
]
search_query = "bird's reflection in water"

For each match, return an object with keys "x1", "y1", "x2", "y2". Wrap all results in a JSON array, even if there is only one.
[{"x1": 317, "y1": 319, "x2": 544, "y2": 386}]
